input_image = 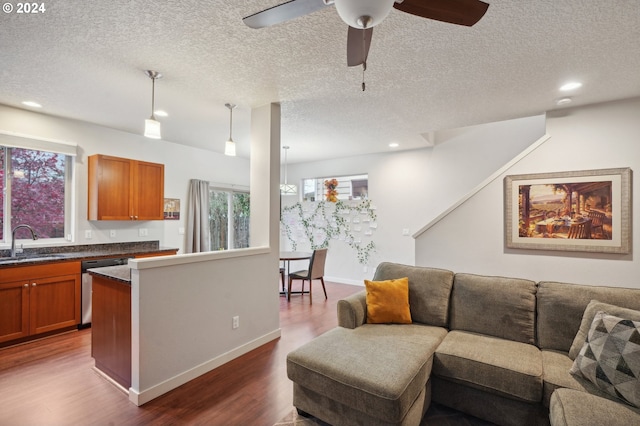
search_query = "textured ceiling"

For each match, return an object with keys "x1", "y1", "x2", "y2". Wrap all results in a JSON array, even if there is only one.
[{"x1": 1, "y1": 0, "x2": 639, "y2": 163}]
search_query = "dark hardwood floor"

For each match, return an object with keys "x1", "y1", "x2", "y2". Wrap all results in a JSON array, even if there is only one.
[{"x1": 0, "y1": 281, "x2": 362, "y2": 426}]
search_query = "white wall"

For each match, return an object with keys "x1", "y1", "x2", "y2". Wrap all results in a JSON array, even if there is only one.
[
  {"x1": 415, "y1": 97, "x2": 640, "y2": 288},
  {"x1": 128, "y1": 103, "x2": 282, "y2": 405},
  {"x1": 0, "y1": 104, "x2": 250, "y2": 253},
  {"x1": 282, "y1": 114, "x2": 546, "y2": 284}
]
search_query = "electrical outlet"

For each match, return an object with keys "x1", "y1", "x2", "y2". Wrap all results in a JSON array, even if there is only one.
[
  {"x1": 138, "y1": 228, "x2": 148, "y2": 237},
  {"x1": 85, "y1": 230, "x2": 92, "y2": 239},
  {"x1": 232, "y1": 316, "x2": 239, "y2": 329},
  {"x1": 178, "y1": 227, "x2": 185, "y2": 235},
  {"x1": 402, "y1": 228, "x2": 410, "y2": 236},
  {"x1": 109, "y1": 230, "x2": 116, "y2": 238}
]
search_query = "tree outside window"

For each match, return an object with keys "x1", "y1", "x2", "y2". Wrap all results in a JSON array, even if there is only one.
[
  {"x1": 209, "y1": 189, "x2": 250, "y2": 250},
  {"x1": 0, "y1": 147, "x2": 67, "y2": 241}
]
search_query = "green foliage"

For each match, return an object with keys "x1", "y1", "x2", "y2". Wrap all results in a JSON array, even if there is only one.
[{"x1": 281, "y1": 200, "x2": 377, "y2": 265}]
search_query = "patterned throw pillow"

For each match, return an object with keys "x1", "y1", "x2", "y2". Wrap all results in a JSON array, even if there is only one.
[{"x1": 570, "y1": 311, "x2": 640, "y2": 408}]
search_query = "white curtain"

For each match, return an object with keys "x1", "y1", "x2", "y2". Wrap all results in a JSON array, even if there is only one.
[{"x1": 186, "y1": 179, "x2": 211, "y2": 253}]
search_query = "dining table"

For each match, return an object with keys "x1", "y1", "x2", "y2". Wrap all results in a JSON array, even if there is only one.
[{"x1": 279, "y1": 251, "x2": 312, "y2": 295}]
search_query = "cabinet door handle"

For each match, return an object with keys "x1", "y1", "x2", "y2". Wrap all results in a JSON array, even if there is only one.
[
  {"x1": 32, "y1": 283, "x2": 37, "y2": 287},
  {"x1": 134, "y1": 216, "x2": 138, "y2": 220},
  {"x1": 23, "y1": 283, "x2": 29, "y2": 287}
]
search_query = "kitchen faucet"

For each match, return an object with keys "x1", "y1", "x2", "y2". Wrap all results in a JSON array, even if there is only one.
[{"x1": 11, "y1": 224, "x2": 38, "y2": 257}]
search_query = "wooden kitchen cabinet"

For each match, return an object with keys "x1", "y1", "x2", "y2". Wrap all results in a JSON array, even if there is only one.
[
  {"x1": 88, "y1": 154, "x2": 165, "y2": 221},
  {"x1": 0, "y1": 262, "x2": 81, "y2": 344},
  {"x1": 91, "y1": 274, "x2": 131, "y2": 389}
]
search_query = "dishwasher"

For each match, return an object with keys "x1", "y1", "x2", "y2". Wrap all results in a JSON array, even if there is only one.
[{"x1": 80, "y1": 257, "x2": 132, "y2": 328}]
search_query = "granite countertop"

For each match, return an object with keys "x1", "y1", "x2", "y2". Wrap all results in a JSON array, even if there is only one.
[
  {"x1": 0, "y1": 241, "x2": 178, "y2": 267},
  {"x1": 88, "y1": 264, "x2": 131, "y2": 284}
]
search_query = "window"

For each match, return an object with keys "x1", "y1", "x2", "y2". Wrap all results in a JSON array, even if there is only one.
[
  {"x1": 209, "y1": 188, "x2": 250, "y2": 250},
  {"x1": 1, "y1": 146, "x2": 73, "y2": 242},
  {"x1": 302, "y1": 174, "x2": 368, "y2": 202}
]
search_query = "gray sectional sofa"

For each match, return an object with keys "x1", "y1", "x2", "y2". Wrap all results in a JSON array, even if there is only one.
[{"x1": 286, "y1": 262, "x2": 640, "y2": 426}]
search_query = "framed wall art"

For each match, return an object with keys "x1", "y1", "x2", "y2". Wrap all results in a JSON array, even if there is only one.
[
  {"x1": 164, "y1": 198, "x2": 180, "y2": 220},
  {"x1": 504, "y1": 168, "x2": 632, "y2": 254}
]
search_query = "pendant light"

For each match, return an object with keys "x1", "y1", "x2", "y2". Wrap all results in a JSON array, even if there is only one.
[
  {"x1": 144, "y1": 70, "x2": 162, "y2": 139},
  {"x1": 280, "y1": 146, "x2": 297, "y2": 194},
  {"x1": 224, "y1": 103, "x2": 236, "y2": 156}
]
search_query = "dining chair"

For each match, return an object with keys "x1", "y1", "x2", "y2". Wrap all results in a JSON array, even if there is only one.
[
  {"x1": 287, "y1": 248, "x2": 328, "y2": 304},
  {"x1": 280, "y1": 267, "x2": 286, "y2": 291}
]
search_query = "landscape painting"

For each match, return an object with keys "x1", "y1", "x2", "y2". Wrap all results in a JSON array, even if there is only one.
[{"x1": 504, "y1": 168, "x2": 631, "y2": 254}]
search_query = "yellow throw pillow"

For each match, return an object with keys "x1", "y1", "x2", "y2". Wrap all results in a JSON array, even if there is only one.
[{"x1": 364, "y1": 277, "x2": 412, "y2": 324}]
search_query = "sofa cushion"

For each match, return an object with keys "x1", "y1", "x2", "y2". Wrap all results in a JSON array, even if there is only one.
[
  {"x1": 449, "y1": 273, "x2": 537, "y2": 344},
  {"x1": 537, "y1": 281, "x2": 640, "y2": 353},
  {"x1": 568, "y1": 300, "x2": 640, "y2": 360},
  {"x1": 372, "y1": 262, "x2": 454, "y2": 327},
  {"x1": 570, "y1": 311, "x2": 640, "y2": 408},
  {"x1": 287, "y1": 324, "x2": 447, "y2": 423},
  {"x1": 433, "y1": 330, "x2": 543, "y2": 403},
  {"x1": 542, "y1": 349, "x2": 619, "y2": 408},
  {"x1": 364, "y1": 277, "x2": 412, "y2": 324},
  {"x1": 550, "y1": 388, "x2": 640, "y2": 426}
]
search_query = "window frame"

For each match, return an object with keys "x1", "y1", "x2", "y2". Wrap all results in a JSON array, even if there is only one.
[
  {"x1": 0, "y1": 144, "x2": 75, "y2": 245},
  {"x1": 301, "y1": 174, "x2": 369, "y2": 202}
]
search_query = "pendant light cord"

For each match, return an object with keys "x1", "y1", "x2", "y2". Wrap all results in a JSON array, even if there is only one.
[
  {"x1": 150, "y1": 77, "x2": 156, "y2": 119},
  {"x1": 229, "y1": 105, "x2": 233, "y2": 141}
]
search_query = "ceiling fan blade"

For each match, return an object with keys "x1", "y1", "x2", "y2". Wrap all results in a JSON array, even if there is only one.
[
  {"x1": 393, "y1": 0, "x2": 489, "y2": 27},
  {"x1": 347, "y1": 26, "x2": 373, "y2": 67},
  {"x1": 243, "y1": 0, "x2": 332, "y2": 29}
]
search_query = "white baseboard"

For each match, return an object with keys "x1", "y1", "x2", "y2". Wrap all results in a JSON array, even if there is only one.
[{"x1": 128, "y1": 328, "x2": 282, "y2": 406}]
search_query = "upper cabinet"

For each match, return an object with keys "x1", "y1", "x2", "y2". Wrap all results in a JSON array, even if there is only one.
[{"x1": 88, "y1": 154, "x2": 165, "y2": 221}]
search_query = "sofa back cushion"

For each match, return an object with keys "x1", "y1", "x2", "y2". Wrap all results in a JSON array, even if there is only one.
[
  {"x1": 537, "y1": 281, "x2": 640, "y2": 352},
  {"x1": 450, "y1": 273, "x2": 537, "y2": 344},
  {"x1": 372, "y1": 262, "x2": 454, "y2": 327}
]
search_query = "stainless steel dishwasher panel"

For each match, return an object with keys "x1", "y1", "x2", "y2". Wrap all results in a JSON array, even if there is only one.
[{"x1": 80, "y1": 257, "x2": 131, "y2": 328}]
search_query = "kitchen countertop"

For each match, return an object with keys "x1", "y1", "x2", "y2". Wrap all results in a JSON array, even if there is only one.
[
  {"x1": 88, "y1": 264, "x2": 131, "y2": 284},
  {"x1": 0, "y1": 241, "x2": 178, "y2": 268}
]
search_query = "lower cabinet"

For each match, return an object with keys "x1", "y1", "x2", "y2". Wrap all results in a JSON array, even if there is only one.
[{"x1": 0, "y1": 262, "x2": 81, "y2": 344}]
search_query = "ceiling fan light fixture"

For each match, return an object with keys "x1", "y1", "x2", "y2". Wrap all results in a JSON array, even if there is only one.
[{"x1": 334, "y1": 0, "x2": 395, "y2": 28}]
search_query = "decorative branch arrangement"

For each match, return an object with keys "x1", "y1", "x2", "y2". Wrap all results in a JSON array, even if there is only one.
[{"x1": 281, "y1": 200, "x2": 377, "y2": 265}]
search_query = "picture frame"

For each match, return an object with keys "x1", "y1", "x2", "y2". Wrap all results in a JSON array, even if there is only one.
[
  {"x1": 504, "y1": 168, "x2": 632, "y2": 254},
  {"x1": 164, "y1": 198, "x2": 180, "y2": 220}
]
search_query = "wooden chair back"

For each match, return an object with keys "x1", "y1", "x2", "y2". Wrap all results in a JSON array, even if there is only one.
[{"x1": 567, "y1": 220, "x2": 591, "y2": 239}]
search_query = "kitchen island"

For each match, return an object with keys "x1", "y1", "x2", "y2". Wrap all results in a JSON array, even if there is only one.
[{"x1": 89, "y1": 265, "x2": 132, "y2": 390}]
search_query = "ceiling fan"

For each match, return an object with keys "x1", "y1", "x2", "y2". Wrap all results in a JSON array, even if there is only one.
[{"x1": 243, "y1": 0, "x2": 489, "y2": 89}]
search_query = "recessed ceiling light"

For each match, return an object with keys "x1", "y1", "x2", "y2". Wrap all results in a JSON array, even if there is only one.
[
  {"x1": 154, "y1": 110, "x2": 168, "y2": 117},
  {"x1": 559, "y1": 82, "x2": 582, "y2": 91},
  {"x1": 556, "y1": 97, "x2": 572, "y2": 106},
  {"x1": 22, "y1": 101, "x2": 42, "y2": 108},
  {"x1": 389, "y1": 142, "x2": 399, "y2": 148}
]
